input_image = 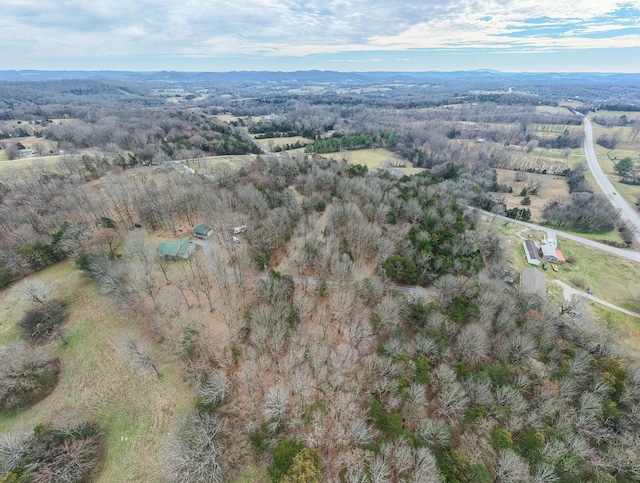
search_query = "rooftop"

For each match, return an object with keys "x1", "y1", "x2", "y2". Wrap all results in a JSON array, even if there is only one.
[
  {"x1": 519, "y1": 268, "x2": 546, "y2": 300},
  {"x1": 157, "y1": 237, "x2": 192, "y2": 258}
]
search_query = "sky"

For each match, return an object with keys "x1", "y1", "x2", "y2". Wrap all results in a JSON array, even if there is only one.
[{"x1": 1, "y1": 0, "x2": 639, "y2": 72}]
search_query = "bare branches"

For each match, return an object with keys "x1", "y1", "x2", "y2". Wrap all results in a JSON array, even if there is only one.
[
  {"x1": 118, "y1": 332, "x2": 162, "y2": 379},
  {"x1": 164, "y1": 412, "x2": 224, "y2": 483}
]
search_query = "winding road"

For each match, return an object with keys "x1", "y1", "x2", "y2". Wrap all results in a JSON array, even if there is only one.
[{"x1": 582, "y1": 115, "x2": 640, "y2": 243}]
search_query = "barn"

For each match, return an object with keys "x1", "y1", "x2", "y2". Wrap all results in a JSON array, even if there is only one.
[
  {"x1": 523, "y1": 240, "x2": 541, "y2": 266},
  {"x1": 519, "y1": 268, "x2": 546, "y2": 300}
]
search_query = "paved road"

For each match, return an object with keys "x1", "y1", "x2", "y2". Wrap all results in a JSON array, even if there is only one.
[
  {"x1": 582, "y1": 116, "x2": 640, "y2": 242},
  {"x1": 554, "y1": 280, "x2": 640, "y2": 319},
  {"x1": 474, "y1": 208, "x2": 640, "y2": 263}
]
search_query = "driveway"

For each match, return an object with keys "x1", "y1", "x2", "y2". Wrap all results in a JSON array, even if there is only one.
[{"x1": 554, "y1": 279, "x2": 640, "y2": 319}]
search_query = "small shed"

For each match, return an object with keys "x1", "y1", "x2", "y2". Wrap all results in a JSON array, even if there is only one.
[
  {"x1": 523, "y1": 240, "x2": 541, "y2": 266},
  {"x1": 157, "y1": 237, "x2": 194, "y2": 259},
  {"x1": 519, "y1": 268, "x2": 546, "y2": 300},
  {"x1": 192, "y1": 224, "x2": 213, "y2": 238}
]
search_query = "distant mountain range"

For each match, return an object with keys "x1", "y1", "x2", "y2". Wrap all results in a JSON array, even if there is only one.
[{"x1": 1, "y1": 69, "x2": 638, "y2": 86}]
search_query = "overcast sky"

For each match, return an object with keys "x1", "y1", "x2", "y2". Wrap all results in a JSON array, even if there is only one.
[{"x1": 1, "y1": 0, "x2": 639, "y2": 72}]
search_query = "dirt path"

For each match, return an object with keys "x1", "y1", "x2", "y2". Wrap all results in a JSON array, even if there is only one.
[{"x1": 554, "y1": 279, "x2": 640, "y2": 319}]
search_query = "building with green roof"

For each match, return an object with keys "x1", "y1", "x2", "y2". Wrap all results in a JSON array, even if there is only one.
[
  {"x1": 157, "y1": 237, "x2": 194, "y2": 259},
  {"x1": 192, "y1": 224, "x2": 213, "y2": 238}
]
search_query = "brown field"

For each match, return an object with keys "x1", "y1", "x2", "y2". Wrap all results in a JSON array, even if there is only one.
[{"x1": 494, "y1": 168, "x2": 569, "y2": 220}]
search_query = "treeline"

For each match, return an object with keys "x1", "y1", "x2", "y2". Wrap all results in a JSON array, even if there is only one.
[
  {"x1": 0, "y1": 79, "x2": 161, "y2": 119},
  {"x1": 305, "y1": 131, "x2": 397, "y2": 153},
  {"x1": 542, "y1": 193, "x2": 620, "y2": 233}
]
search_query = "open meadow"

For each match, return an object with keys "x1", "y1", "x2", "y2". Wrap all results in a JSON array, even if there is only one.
[{"x1": 0, "y1": 262, "x2": 194, "y2": 482}]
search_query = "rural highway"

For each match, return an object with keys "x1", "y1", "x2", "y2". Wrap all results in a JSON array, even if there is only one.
[
  {"x1": 582, "y1": 116, "x2": 640, "y2": 242},
  {"x1": 474, "y1": 208, "x2": 640, "y2": 263}
]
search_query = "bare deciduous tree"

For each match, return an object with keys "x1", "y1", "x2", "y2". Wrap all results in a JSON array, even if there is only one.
[
  {"x1": 118, "y1": 333, "x2": 161, "y2": 379},
  {"x1": 164, "y1": 411, "x2": 224, "y2": 483}
]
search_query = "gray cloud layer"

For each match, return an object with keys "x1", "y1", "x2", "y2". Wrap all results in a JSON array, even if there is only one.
[{"x1": 1, "y1": 0, "x2": 638, "y2": 68}]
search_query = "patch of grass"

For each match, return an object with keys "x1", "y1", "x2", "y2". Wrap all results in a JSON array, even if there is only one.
[
  {"x1": 557, "y1": 240, "x2": 640, "y2": 310},
  {"x1": 0, "y1": 155, "x2": 63, "y2": 172},
  {"x1": 0, "y1": 305, "x2": 24, "y2": 347},
  {"x1": 253, "y1": 135, "x2": 311, "y2": 148},
  {"x1": 185, "y1": 155, "x2": 257, "y2": 174},
  {"x1": 321, "y1": 148, "x2": 426, "y2": 175},
  {"x1": 327, "y1": 148, "x2": 392, "y2": 167},
  {"x1": 611, "y1": 179, "x2": 640, "y2": 209},
  {"x1": 231, "y1": 464, "x2": 269, "y2": 482},
  {"x1": 590, "y1": 305, "x2": 640, "y2": 358},
  {"x1": 0, "y1": 263, "x2": 194, "y2": 482},
  {"x1": 217, "y1": 114, "x2": 242, "y2": 123},
  {"x1": 536, "y1": 106, "x2": 575, "y2": 115}
]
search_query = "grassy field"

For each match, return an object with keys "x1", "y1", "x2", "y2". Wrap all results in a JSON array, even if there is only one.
[
  {"x1": 0, "y1": 155, "x2": 63, "y2": 173},
  {"x1": 216, "y1": 114, "x2": 243, "y2": 123},
  {"x1": 183, "y1": 154, "x2": 258, "y2": 173},
  {"x1": 535, "y1": 105, "x2": 575, "y2": 115},
  {"x1": 589, "y1": 125, "x2": 640, "y2": 208},
  {"x1": 320, "y1": 148, "x2": 427, "y2": 174},
  {"x1": 253, "y1": 135, "x2": 312, "y2": 151},
  {"x1": 588, "y1": 110, "x2": 640, "y2": 122},
  {"x1": 0, "y1": 262, "x2": 194, "y2": 482}
]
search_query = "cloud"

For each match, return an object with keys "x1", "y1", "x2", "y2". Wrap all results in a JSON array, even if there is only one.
[{"x1": 1, "y1": 0, "x2": 638, "y2": 69}]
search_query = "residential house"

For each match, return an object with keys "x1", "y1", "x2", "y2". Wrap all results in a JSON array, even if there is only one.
[
  {"x1": 540, "y1": 231, "x2": 566, "y2": 264},
  {"x1": 157, "y1": 237, "x2": 194, "y2": 260}
]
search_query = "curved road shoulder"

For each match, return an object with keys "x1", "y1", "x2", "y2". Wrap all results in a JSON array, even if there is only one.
[{"x1": 582, "y1": 116, "x2": 640, "y2": 243}]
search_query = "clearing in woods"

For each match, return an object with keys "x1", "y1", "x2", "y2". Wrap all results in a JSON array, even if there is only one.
[{"x1": 0, "y1": 261, "x2": 194, "y2": 482}]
